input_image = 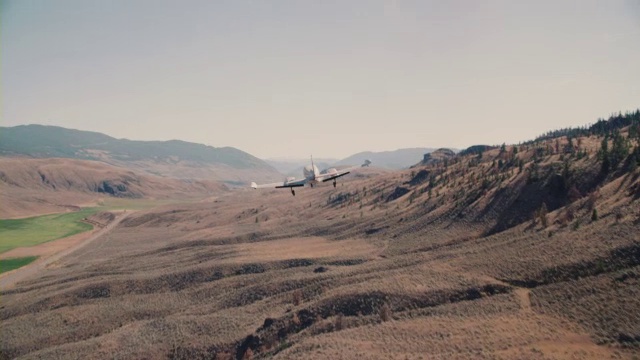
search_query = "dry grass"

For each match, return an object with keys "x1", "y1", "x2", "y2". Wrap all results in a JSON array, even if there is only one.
[
  {"x1": 229, "y1": 237, "x2": 378, "y2": 263},
  {"x1": 0, "y1": 157, "x2": 226, "y2": 218},
  {"x1": 1, "y1": 131, "x2": 639, "y2": 359}
]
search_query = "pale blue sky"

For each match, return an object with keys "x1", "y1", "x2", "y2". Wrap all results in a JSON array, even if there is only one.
[{"x1": 2, "y1": 0, "x2": 639, "y2": 158}]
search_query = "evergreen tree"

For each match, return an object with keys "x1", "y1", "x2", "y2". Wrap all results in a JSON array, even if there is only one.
[
  {"x1": 629, "y1": 124, "x2": 639, "y2": 140},
  {"x1": 628, "y1": 152, "x2": 638, "y2": 172},
  {"x1": 599, "y1": 135, "x2": 610, "y2": 174},
  {"x1": 610, "y1": 129, "x2": 628, "y2": 168},
  {"x1": 628, "y1": 146, "x2": 639, "y2": 172},
  {"x1": 564, "y1": 136, "x2": 575, "y2": 155},
  {"x1": 561, "y1": 160, "x2": 571, "y2": 191}
]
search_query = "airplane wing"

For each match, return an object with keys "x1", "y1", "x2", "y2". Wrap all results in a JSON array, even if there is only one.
[
  {"x1": 251, "y1": 178, "x2": 307, "y2": 189},
  {"x1": 320, "y1": 171, "x2": 351, "y2": 183}
]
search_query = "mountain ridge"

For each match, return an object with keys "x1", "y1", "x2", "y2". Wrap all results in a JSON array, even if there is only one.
[
  {"x1": 265, "y1": 147, "x2": 441, "y2": 176},
  {"x1": 0, "y1": 124, "x2": 282, "y2": 183},
  {"x1": 336, "y1": 147, "x2": 438, "y2": 170}
]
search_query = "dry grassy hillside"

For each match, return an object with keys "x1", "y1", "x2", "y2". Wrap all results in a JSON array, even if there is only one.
[
  {"x1": 1, "y1": 117, "x2": 639, "y2": 359},
  {"x1": 0, "y1": 158, "x2": 227, "y2": 218},
  {"x1": 0, "y1": 125, "x2": 284, "y2": 185},
  {"x1": 101, "y1": 157, "x2": 282, "y2": 186}
]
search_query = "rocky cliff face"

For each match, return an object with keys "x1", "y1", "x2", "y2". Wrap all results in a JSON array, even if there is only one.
[{"x1": 416, "y1": 148, "x2": 456, "y2": 166}]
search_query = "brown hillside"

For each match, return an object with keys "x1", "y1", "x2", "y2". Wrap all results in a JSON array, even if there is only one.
[
  {"x1": 0, "y1": 125, "x2": 284, "y2": 185},
  {"x1": 415, "y1": 147, "x2": 456, "y2": 167},
  {"x1": 0, "y1": 158, "x2": 227, "y2": 218},
  {"x1": 1, "y1": 117, "x2": 639, "y2": 359},
  {"x1": 100, "y1": 156, "x2": 283, "y2": 184}
]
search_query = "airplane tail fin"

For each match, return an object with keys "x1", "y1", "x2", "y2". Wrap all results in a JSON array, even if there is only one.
[{"x1": 311, "y1": 155, "x2": 317, "y2": 176}]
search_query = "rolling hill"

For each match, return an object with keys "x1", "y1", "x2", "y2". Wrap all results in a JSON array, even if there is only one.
[
  {"x1": 0, "y1": 125, "x2": 282, "y2": 184},
  {"x1": 0, "y1": 157, "x2": 227, "y2": 218}
]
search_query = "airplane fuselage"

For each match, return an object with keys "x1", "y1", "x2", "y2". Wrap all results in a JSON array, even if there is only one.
[
  {"x1": 252, "y1": 158, "x2": 370, "y2": 195},
  {"x1": 302, "y1": 164, "x2": 320, "y2": 181}
]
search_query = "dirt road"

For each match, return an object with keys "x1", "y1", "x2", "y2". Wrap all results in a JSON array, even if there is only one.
[{"x1": 0, "y1": 212, "x2": 130, "y2": 290}]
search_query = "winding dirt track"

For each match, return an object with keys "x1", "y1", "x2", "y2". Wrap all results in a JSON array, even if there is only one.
[{"x1": 0, "y1": 212, "x2": 131, "y2": 290}]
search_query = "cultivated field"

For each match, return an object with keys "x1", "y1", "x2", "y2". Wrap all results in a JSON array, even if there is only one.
[
  {"x1": 0, "y1": 210, "x2": 96, "y2": 254},
  {"x1": 0, "y1": 257, "x2": 37, "y2": 274},
  {"x1": 0, "y1": 199, "x2": 198, "y2": 276}
]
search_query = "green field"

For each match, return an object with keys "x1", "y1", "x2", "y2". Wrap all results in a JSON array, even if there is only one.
[
  {"x1": 0, "y1": 198, "x2": 198, "y2": 254},
  {"x1": 0, "y1": 256, "x2": 38, "y2": 273},
  {"x1": 0, "y1": 209, "x2": 98, "y2": 254}
]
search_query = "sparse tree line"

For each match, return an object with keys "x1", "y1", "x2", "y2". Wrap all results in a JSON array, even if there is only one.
[
  {"x1": 309, "y1": 110, "x2": 640, "y2": 236},
  {"x1": 534, "y1": 110, "x2": 640, "y2": 141},
  {"x1": 326, "y1": 109, "x2": 640, "y2": 234}
]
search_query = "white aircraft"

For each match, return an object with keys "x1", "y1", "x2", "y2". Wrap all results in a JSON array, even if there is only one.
[{"x1": 251, "y1": 157, "x2": 372, "y2": 196}]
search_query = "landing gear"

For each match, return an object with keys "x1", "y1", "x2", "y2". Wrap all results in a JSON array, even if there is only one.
[
  {"x1": 291, "y1": 188, "x2": 296, "y2": 196},
  {"x1": 333, "y1": 180, "x2": 337, "y2": 188}
]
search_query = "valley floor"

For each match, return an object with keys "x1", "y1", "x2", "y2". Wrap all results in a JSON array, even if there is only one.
[{"x1": 1, "y1": 180, "x2": 638, "y2": 359}]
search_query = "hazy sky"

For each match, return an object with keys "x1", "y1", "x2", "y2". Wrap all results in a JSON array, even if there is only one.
[{"x1": 2, "y1": 0, "x2": 639, "y2": 159}]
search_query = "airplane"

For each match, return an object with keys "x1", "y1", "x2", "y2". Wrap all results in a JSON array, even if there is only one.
[{"x1": 251, "y1": 157, "x2": 372, "y2": 196}]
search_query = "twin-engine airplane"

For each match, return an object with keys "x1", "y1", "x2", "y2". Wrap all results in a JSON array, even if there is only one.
[{"x1": 251, "y1": 157, "x2": 372, "y2": 196}]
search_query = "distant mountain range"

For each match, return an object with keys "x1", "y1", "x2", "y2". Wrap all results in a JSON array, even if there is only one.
[
  {"x1": 264, "y1": 158, "x2": 338, "y2": 177},
  {"x1": 265, "y1": 148, "x2": 438, "y2": 177},
  {"x1": 0, "y1": 125, "x2": 282, "y2": 184},
  {"x1": 0, "y1": 125, "x2": 446, "y2": 184},
  {"x1": 335, "y1": 148, "x2": 438, "y2": 170}
]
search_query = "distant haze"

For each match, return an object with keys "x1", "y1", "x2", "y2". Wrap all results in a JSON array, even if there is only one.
[
  {"x1": 266, "y1": 158, "x2": 338, "y2": 177},
  {"x1": 336, "y1": 148, "x2": 437, "y2": 170},
  {"x1": 2, "y1": 0, "x2": 639, "y2": 158},
  {"x1": 265, "y1": 147, "x2": 431, "y2": 176}
]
